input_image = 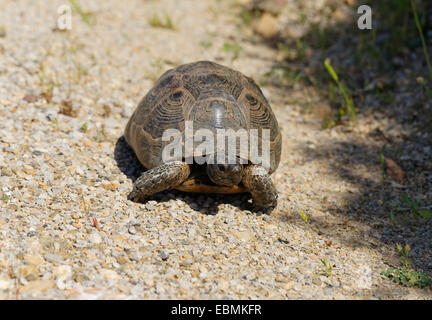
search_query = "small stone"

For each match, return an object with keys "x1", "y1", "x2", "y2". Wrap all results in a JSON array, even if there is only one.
[
  {"x1": 293, "y1": 284, "x2": 302, "y2": 291},
  {"x1": 160, "y1": 251, "x2": 169, "y2": 261},
  {"x1": 385, "y1": 158, "x2": 404, "y2": 182},
  {"x1": 27, "y1": 231, "x2": 37, "y2": 237},
  {"x1": 253, "y1": 13, "x2": 279, "y2": 39},
  {"x1": 121, "y1": 105, "x2": 133, "y2": 118},
  {"x1": 53, "y1": 265, "x2": 71, "y2": 278},
  {"x1": 116, "y1": 255, "x2": 129, "y2": 265},
  {"x1": 44, "y1": 253, "x2": 64, "y2": 264},
  {"x1": 100, "y1": 269, "x2": 120, "y2": 280},
  {"x1": 128, "y1": 226, "x2": 137, "y2": 235},
  {"x1": 0, "y1": 277, "x2": 11, "y2": 290},
  {"x1": 21, "y1": 280, "x2": 54, "y2": 293},
  {"x1": 143, "y1": 277, "x2": 154, "y2": 287},
  {"x1": 88, "y1": 232, "x2": 102, "y2": 244},
  {"x1": 180, "y1": 259, "x2": 193, "y2": 268},
  {"x1": 20, "y1": 265, "x2": 38, "y2": 281},
  {"x1": 23, "y1": 94, "x2": 38, "y2": 103},
  {"x1": 233, "y1": 230, "x2": 254, "y2": 242},
  {"x1": 24, "y1": 253, "x2": 45, "y2": 266},
  {"x1": 145, "y1": 203, "x2": 156, "y2": 211}
]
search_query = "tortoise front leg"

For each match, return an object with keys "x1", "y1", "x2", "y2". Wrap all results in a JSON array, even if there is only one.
[
  {"x1": 128, "y1": 161, "x2": 191, "y2": 202},
  {"x1": 242, "y1": 165, "x2": 278, "y2": 213}
]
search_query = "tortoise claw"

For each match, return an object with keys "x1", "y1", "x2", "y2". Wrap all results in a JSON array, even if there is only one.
[{"x1": 242, "y1": 165, "x2": 278, "y2": 214}]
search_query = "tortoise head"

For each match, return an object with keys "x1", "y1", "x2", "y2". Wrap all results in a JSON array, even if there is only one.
[
  {"x1": 191, "y1": 90, "x2": 249, "y2": 187},
  {"x1": 206, "y1": 160, "x2": 244, "y2": 187}
]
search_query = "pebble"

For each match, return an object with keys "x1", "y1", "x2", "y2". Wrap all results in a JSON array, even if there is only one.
[
  {"x1": 24, "y1": 253, "x2": 45, "y2": 266},
  {"x1": 88, "y1": 232, "x2": 102, "y2": 245},
  {"x1": 159, "y1": 251, "x2": 170, "y2": 261},
  {"x1": 253, "y1": 13, "x2": 279, "y2": 39},
  {"x1": 145, "y1": 203, "x2": 156, "y2": 211},
  {"x1": 233, "y1": 230, "x2": 255, "y2": 242},
  {"x1": 0, "y1": 277, "x2": 11, "y2": 290}
]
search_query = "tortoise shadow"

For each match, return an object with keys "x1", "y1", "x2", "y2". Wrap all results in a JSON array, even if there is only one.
[{"x1": 113, "y1": 135, "x2": 255, "y2": 215}]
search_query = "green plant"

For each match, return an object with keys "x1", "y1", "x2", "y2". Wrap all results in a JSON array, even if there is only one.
[
  {"x1": 390, "y1": 193, "x2": 432, "y2": 224},
  {"x1": 324, "y1": 58, "x2": 356, "y2": 123},
  {"x1": 69, "y1": 0, "x2": 94, "y2": 26},
  {"x1": 80, "y1": 123, "x2": 88, "y2": 133},
  {"x1": 298, "y1": 209, "x2": 309, "y2": 226},
  {"x1": 381, "y1": 244, "x2": 431, "y2": 288},
  {"x1": 295, "y1": 38, "x2": 307, "y2": 61},
  {"x1": 379, "y1": 151, "x2": 385, "y2": 181},
  {"x1": 310, "y1": 23, "x2": 329, "y2": 58},
  {"x1": 37, "y1": 62, "x2": 61, "y2": 103},
  {"x1": 321, "y1": 118, "x2": 336, "y2": 129},
  {"x1": 74, "y1": 63, "x2": 88, "y2": 83},
  {"x1": 52, "y1": 117, "x2": 59, "y2": 130},
  {"x1": 94, "y1": 125, "x2": 106, "y2": 143},
  {"x1": 399, "y1": 244, "x2": 411, "y2": 269},
  {"x1": 222, "y1": 42, "x2": 242, "y2": 61},
  {"x1": 318, "y1": 258, "x2": 333, "y2": 277},
  {"x1": 411, "y1": 0, "x2": 432, "y2": 81},
  {"x1": 38, "y1": 76, "x2": 54, "y2": 99},
  {"x1": 148, "y1": 13, "x2": 175, "y2": 29},
  {"x1": 1, "y1": 192, "x2": 9, "y2": 203},
  {"x1": 381, "y1": 268, "x2": 432, "y2": 288},
  {"x1": 81, "y1": 192, "x2": 89, "y2": 215},
  {"x1": 381, "y1": 244, "x2": 432, "y2": 288},
  {"x1": 237, "y1": 9, "x2": 260, "y2": 27},
  {"x1": 199, "y1": 40, "x2": 213, "y2": 48},
  {"x1": 329, "y1": 82, "x2": 336, "y2": 101},
  {"x1": 417, "y1": 77, "x2": 432, "y2": 100},
  {"x1": 298, "y1": 209, "x2": 315, "y2": 241}
]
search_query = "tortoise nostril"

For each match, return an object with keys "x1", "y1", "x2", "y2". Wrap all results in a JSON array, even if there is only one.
[{"x1": 218, "y1": 164, "x2": 225, "y2": 172}]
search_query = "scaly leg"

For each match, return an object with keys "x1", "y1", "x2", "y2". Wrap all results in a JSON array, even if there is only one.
[
  {"x1": 128, "y1": 161, "x2": 191, "y2": 202},
  {"x1": 242, "y1": 165, "x2": 278, "y2": 213}
]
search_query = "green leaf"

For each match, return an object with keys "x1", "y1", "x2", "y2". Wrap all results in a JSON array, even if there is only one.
[
  {"x1": 324, "y1": 59, "x2": 338, "y2": 81},
  {"x1": 298, "y1": 209, "x2": 308, "y2": 223},
  {"x1": 379, "y1": 152, "x2": 385, "y2": 166},
  {"x1": 401, "y1": 193, "x2": 411, "y2": 206},
  {"x1": 409, "y1": 198, "x2": 419, "y2": 210},
  {"x1": 419, "y1": 209, "x2": 432, "y2": 219},
  {"x1": 390, "y1": 210, "x2": 396, "y2": 224}
]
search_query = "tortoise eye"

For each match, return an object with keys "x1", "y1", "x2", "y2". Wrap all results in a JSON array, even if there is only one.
[
  {"x1": 170, "y1": 91, "x2": 183, "y2": 100},
  {"x1": 245, "y1": 94, "x2": 258, "y2": 105}
]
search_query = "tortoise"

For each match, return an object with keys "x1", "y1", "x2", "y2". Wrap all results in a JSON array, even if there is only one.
[{"x1": 124, "y1": 61, "x2": 282, "y2": 212}]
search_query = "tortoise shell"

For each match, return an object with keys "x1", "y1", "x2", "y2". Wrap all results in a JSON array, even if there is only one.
[{"x1": 124, "y1": 61, "x2": 281, "y2": 193}]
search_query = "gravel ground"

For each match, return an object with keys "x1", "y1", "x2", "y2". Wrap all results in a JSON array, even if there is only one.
[{"x1": 0, "y1": 0, "x2": 431, "y2": 299}]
